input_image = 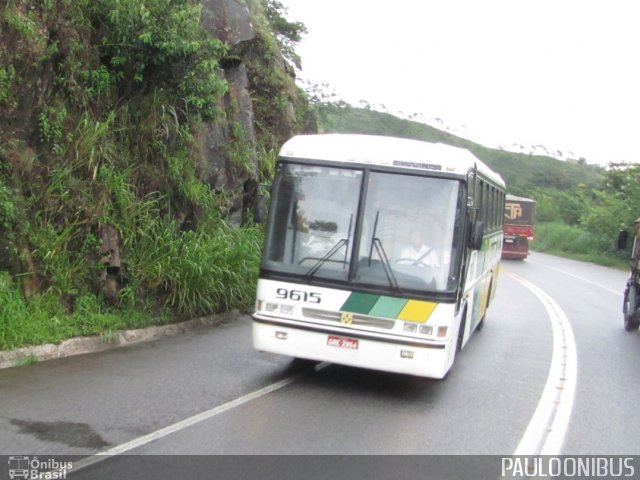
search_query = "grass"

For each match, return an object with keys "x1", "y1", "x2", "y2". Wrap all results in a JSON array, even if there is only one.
[
  {"x1": 126, "y1": 221, "x2": 263, "y2": 318},
  {"x1": 0, "y1": 274, "x2": 162, "y2": 350},
  {"x1": 0, "y1": 222, "x2": 263, "y2": 351},
  {"x1": 530, "y1": 222, "x2": 629, "y2": 270}
]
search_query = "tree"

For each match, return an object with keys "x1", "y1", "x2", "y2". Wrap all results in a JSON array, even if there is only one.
[{"x1": 264, "y1": 0, "x2": 307, "y2": 69}]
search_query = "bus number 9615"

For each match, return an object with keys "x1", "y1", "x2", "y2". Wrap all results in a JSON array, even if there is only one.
[{"x1": 276, "y1": 288, "x2": 322, "y2": 304}]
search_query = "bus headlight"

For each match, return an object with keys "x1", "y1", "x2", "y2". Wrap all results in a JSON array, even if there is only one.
[
  {"x1": 280, "y1": 305, "x2": 294, "y2": 315},
  {"x1": 265, "y1": 302, "x2": 279, "y2": 312},
  {"x1": 406, "y1": 323, "x2": 436, "y2": 336},
  {"x1": 260, "y1": 302, "x2": 294, "y2": 315},
  {"x1": 419, "y1": 325, "x2": 433, "y2": 336}
]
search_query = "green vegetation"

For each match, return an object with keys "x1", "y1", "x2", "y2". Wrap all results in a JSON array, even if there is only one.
[
  {"x1": 0, "y1": 0, "x2": 308, "y2": 350},
  {"x1": 245, "y1": 0, "x2": 316, "y2": 154},
  {"x1": 0, "y1": 222, "x2": 262, "y2": 350},
  {"x1": 529, "y1": 223, "x2": 626, "y2": 269},
  {"x1": 263, "y1": 0, "x2": 307, "y2": 69},
  {"x1": 0, "y1": 269, "x2": 157, "y2": 350},
  {"x1": 315, "y1": 103, "x2": 639, "y2": 267}
]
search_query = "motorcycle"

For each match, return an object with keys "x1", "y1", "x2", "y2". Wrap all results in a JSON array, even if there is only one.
[{"x1": 619, "y1": 229, "x2": 640, "y2": 332}]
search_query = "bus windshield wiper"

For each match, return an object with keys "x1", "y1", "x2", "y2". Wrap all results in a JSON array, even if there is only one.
[
  {"x1": 368, "y1": 211, "x2": 399, "y2": 292},
  {"x1": 303, "y1": 215, "x2": 353, "y2": 280},
  {"x1": 303, "y1": 238, "x2": 349, "y2": 280},
  {"x1": 370, "y1": 238, "x2": 399, "y2": 292}
]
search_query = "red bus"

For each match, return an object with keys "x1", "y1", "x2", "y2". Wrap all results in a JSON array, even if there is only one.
[{"x1": 502, "y1": 194, "x2": 536, "y2": 260}]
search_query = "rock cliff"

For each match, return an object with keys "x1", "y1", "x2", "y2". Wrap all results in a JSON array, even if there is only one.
[{"x1": 0, "y1": 0, "x2": 315, "y2": 301}]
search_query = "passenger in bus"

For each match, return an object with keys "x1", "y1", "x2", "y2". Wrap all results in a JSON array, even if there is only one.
[{"x1": 397, "y1": 230, "x2": 440, "y2": 267}]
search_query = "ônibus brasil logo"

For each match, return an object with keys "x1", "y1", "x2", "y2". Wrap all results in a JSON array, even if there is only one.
[{"x1": 8, "y1": 456, "x2": 73, "y2": 479}]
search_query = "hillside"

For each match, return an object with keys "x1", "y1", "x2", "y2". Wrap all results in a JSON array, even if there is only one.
[
  {"x1": 315, "y1": 103, "x2": 605, "y2": 196},
  {"x1": 0, "y1": 0, "x2": 313, "y2": 349},
  {"x1": 314, "y1": 102, "x2": 640, "y2": 267}
]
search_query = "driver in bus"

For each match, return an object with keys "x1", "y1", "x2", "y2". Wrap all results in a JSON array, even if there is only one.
[{"x1": 398, "y1": 230, "x2": 440, "y2": 267}]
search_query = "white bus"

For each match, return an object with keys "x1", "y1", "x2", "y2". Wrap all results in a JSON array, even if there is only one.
[{"x1": 253, "y1": 134, "x2": 505, "y2": 379}]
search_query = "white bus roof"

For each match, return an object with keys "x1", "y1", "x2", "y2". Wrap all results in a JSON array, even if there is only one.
[{"x1": 279, "y1": 134, "x2": 505, "y2": 187}]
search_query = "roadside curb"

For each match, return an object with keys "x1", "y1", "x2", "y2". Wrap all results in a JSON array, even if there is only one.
[{"x1": 0, "y1": 310, "x2": 243, "y2": 370}]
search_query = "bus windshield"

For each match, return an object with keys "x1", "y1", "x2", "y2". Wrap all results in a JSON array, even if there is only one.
[
  {"x1": 263, "y1": 162, "x2": 464, "y2": 293},
  {"x1": 356, "y1": 172, "x2": 462, "y2": 292}
]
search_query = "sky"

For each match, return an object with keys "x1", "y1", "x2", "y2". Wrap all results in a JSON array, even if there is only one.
[{"x1": 279, "y1": 0, "x2": 640, "y2": 165}]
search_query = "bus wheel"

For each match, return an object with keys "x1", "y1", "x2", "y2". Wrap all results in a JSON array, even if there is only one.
[{"x1": 623, "y1": 283, "x2": 640, "y2": 332}]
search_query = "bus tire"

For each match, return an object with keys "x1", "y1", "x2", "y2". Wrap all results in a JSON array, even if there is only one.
[{"x1": 623, "y1": 283, "x2": 640, "y2": 332}]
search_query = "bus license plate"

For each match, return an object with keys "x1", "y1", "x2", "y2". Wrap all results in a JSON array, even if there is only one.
[{"x1": 327, "y1": 335, "x2": 358, "y2": 350}]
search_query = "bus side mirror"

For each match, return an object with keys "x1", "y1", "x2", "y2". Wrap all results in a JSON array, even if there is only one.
[
  {"x1": 253, "y1": 194, "x2": 267, "y2": 224},
  {"x1": 469, "y1": 220, "x2": 484, "y2": 250},
  {"x1": 618, "y1": 230, "x2": 629, "y2": 250}
]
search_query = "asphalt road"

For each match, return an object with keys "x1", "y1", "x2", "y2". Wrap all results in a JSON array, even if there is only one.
[
  {"x1": 1, "y1": 251, "x2": 638, "y2": 479},
  {"x1": 506, "y1": 253, "x2": 639, "y2": 455}
]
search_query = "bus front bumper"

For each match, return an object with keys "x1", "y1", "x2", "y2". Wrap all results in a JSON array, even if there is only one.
[{"x1": 252, "y1": 315, "x2": 453, "y2": 379}]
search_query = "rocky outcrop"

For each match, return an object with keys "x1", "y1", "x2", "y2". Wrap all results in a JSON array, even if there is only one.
[
  {"x1": 202, "y1": 0, "x2": 256, "y2": 45},
  {"x1": 0, "y1": 0, "x2": 313, "y2": 301},
  {"x1": 199, "y1": 0, "x2": 306, "y2": 224}
]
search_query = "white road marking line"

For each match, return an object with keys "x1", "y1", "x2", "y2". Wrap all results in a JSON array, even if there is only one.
[
  {"x1": 70, "y1": 362, "x2": 329, "y2": 473},
  {"x1": 507, "y1": 272, "x2": 577, "y2": 456},
  {"x1": 527, "y1": 259, "x2": 623, "y2": 296}
]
